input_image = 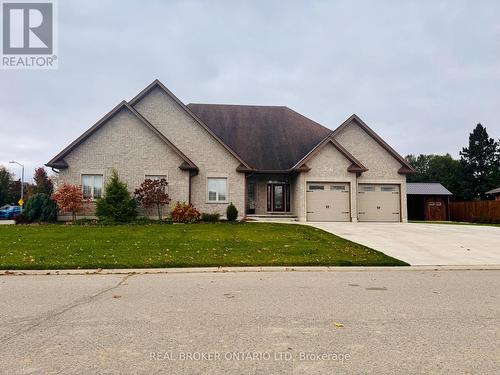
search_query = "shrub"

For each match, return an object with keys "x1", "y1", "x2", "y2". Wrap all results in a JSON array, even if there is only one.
[
  {"x1": 201, "y1": 212, "x2": 220, "y2": 223},
  {"x1": 13, "y1": 213, "x2": 28, "y2": 224},
  {"x1": 134, "y1": 178, "x2": 171, "y2": 220},
  {"x1": 226, "y1": 202, "x2": 238, "y2": 222},
  {"x1": 23, "y1": 193, "x2": 58, "y2": 222},
  {"x1": 95, "y1": 170, "x2": 137, "y2": 223},
  {"x1": 170, "y1": 202, "x2": 200, "y2": 223},
  {"x1": 53, "y1": 183, "x2": 86, "y2": 222}
]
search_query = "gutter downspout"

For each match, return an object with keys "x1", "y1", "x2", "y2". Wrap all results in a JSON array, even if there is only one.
[{"x1": 188, "y1": 171, "x2": 197, "y2": 205}]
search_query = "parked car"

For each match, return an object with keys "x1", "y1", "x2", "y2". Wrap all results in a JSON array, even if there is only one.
[{"x1": 0, "y1": 205, "x2": 22, "y2": 219}]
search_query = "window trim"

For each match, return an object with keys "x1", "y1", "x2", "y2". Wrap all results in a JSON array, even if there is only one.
[
  {"x1": 207, "y1": 177, "x2": 228, "y2": 204},
  {"x1": 81, "y1": 174, "x2": 104, "y2": 200}
]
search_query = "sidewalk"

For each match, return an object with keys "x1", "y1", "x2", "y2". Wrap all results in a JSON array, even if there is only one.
[{"x1": 2, "y1": 264, "x2": 499, "y2": 276}]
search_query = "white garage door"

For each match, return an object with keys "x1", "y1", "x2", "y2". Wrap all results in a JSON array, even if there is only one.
[
  {"x1": 357, "y1": 184, "x2": 400, "y2": 222},
  {"x1": 306, "y1": 182, "x2": 350, "y2": 221}
]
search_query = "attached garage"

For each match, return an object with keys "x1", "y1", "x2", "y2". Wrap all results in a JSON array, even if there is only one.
[
  {"x1": 306, "y1": 182, "x2": 350, "y2": 221},
  {"x1": 357, "y1": 184, "x2": 401, "y2": 222}
]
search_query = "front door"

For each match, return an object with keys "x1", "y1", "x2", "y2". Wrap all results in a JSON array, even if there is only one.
[
  {"x1": 272, "y1": 184, "x2": 285, "y2": 212},
  {"x1": 266, "y1": 183, "x2": 290, "y2": 212}
]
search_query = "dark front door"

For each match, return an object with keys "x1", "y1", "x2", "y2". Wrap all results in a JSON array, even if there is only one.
[
  {"x1": 267, "y1": 183, "x2": 290, "y2": 212},
  {"x1": 272, "y1": 184, "x2": 285, "y2": 212}
]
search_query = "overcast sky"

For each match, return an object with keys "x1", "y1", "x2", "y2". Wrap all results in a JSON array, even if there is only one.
[{"x1": 1, "y1": 0, "x2": 500, "y2": 181}]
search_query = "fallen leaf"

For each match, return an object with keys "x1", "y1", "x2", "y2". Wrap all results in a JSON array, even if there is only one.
[
  {"x1": 113, "y1": 295, "x2": 122, "y2": 299},
  {"x1": 332, "y1": 321, "x2": 344, "y2": 328}
]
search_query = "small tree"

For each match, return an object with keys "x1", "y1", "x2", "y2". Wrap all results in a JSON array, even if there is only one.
[
  {"x1": 53, "y1": 183, "x2": 86, "y2": 222},
  {"x1": 134, "y1": 178, "x2": 171, "y2": 220},
  {"x1": 95, "y1": 170, "x2": 137, "y2": 223},
  {"x1": 33, "y1": 167, "x2": 54, "y2": 195},
  {"x1": 23, "y1": 193, "x2": 58, "y2": 222},
  {"x1": 0, "y1": 166, "x2": 13, "y2": 206},
  {"x1": 226, "y1": 202, "x2": 238, "y2": 222}
]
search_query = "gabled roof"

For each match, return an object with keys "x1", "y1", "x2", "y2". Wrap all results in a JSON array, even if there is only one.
[
  {"x1": 292, "y1": 133, "x2": 368, "y2": 174},
  {"x1": 407, "y1": 183, "x2": 452, "y2": 195},
  {"x1": 129, "y1": 80, "x2": 251, "y2": 169},
  {"x1": 187, "y1": 103, "x2": 332, "y2": 171},
  {"x1": 486, "y1": 187, "x2": 500, "y2": 195},
  {"x1": 46, "y1": 101, "x2": 198, "y2": 172},
  {"x1": 332, "y1": 114, "x2": 415, "y2": 175}
]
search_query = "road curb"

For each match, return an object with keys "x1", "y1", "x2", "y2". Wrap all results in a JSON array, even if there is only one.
[{"x1": 2, "y1": 265, "x2": 500, "y2": 276}]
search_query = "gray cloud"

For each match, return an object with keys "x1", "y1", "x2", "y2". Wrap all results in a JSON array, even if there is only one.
[{"x1": 1, "y1": 0, "x2": 499, "y2": 181}]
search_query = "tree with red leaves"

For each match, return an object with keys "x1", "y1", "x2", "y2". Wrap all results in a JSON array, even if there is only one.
[
  {"x1": 134, "y1": 178, "x2": 171, "y2": 220},
  {"x1": 52, "y1": 183, "x2": 86, "y2": 222}
]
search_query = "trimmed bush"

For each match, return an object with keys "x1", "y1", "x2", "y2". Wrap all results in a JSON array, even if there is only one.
[
  {"x1": 23, "y1": 193, "x2": 58, "y2": 222},
  {"x1": 95, "y1": 170, "x2": 137, "y2": 223},
  {"x1": 201, "y1": 212, "x2": 220, "y2": 223},
  {"x1": 170, "y1": 202, "x2": 200, "y2": 223},
  {"x1": 226, "y1": 202, "x2": 238, "y2": 222},
  {"x1": 13, "y1": 213, "x2": 28, "y2": 224}
]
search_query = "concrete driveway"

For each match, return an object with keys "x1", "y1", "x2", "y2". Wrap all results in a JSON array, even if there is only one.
[{"x1": 307, "y1": 222, "x2": 500, "y2": 266}]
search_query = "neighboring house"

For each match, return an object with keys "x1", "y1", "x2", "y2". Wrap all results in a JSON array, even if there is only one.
[
  {"x1": 407, "y1": 183, "x2": 453, "y2": 221},
  {"x1": 486, "y1": 187, "x2": 500, "y2": 201},
  {"x1": 46, "y1": 80, "x2": 415, "y2": 222}
]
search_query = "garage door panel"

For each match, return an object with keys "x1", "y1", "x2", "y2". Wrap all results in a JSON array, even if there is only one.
[
  {"x1": 306, "y1": 183, "x2": 350, "y2": 221},
  {"x1": 358, "y1": 184, "x2": 400, "y2": 222}
]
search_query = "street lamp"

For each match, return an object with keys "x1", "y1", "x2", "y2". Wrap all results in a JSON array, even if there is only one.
[{"x1": 9, "y1": 161, "x2": 24, "y2": 210}]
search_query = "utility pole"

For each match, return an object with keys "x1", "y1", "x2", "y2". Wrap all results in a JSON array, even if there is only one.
[{"x1": 9, "y1": 161, "x2": 24, "y2": 211}]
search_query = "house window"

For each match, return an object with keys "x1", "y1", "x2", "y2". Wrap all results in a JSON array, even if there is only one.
[
  {"x1": 381, "y1": 186, "x2": 395, "y2": 192},
  {"x1": 145, "y1": 175, "x2": 167, "y2": 181},
  {"x1": 207, "y1": 178, "x2": 227, "y2": 202},
  {"x1": 361, "y1": 186, "x2": 375, "y2": 192},
  {"x1": 82, "y1": 174, "x2": 103, "y2": 199}
]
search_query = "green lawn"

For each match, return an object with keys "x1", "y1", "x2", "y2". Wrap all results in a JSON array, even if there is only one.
[{"x1": 0, "y1": 223, "x2": 407, "y2": 269}]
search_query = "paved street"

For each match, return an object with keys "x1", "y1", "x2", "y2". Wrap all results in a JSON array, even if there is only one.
[
  {"x1": 1, "y1": 270, "x2": 499, "y2": 374},
  {"x1": 308, "y1": 222, "x2": 500, "y2": 266}
]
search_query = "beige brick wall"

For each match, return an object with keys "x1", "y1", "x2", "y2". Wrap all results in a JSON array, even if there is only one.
[
  {"x1": 294, "y1": 143, "x2": 357, "y2": 221},
  {"x1": 132, "y1": 87, "x2": 245, "y2": 218},
  {"x1": 334, "y1": 121, "x2": 408, "y2": 222},
  {"x1": 58, "y1": 107, "x2": 189, "y2": 217}
]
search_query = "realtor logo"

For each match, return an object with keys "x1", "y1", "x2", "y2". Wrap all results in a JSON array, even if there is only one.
[{"x1": 1, "y1": 1, "x2": 57, "y2": 69}]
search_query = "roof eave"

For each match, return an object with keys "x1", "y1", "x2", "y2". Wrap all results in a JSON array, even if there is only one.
[
  {"x1": 45, "y1": 159, "x2": 68, "y2": 169},
  {"x1": 398, "y1": 166, "x2": 416, "y2": 175}
]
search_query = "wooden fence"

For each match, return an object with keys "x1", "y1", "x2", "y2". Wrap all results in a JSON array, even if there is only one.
[{"x1": 450, "y1": 201, "x2": 500, "y2": 222}]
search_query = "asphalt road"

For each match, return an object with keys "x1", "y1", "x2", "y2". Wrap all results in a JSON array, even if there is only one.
[{"x1": 0, "y1": 270, "x2": 499, "y2": 374}]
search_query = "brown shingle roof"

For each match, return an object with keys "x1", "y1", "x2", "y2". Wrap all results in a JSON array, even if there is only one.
[{"x1": 187, "y1": 104, "x2": 332, "y2": 171}]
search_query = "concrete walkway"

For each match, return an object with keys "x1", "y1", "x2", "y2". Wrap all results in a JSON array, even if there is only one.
[{"x1": 307, "y1": 222, "x2": 500, "y2": 266}]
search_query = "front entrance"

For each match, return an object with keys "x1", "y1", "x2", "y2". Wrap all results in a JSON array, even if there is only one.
[{"x1": 267, "y1": 183, "x2": 290, "y2": 212}]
